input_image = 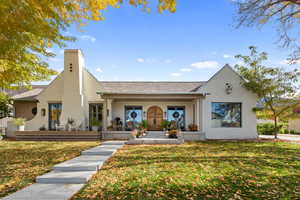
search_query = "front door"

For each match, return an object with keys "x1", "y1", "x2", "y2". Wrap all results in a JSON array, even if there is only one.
[{"x1": 147, "y1": 106, "x2": 163, "y2": 131}]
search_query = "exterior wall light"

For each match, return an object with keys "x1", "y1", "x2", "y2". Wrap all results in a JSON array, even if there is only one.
[{"x1": 41, "y1": 108, "x2": 46, "y2": 117}]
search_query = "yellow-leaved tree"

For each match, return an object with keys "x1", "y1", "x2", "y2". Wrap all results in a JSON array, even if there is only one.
[{"x1": 0, "y1": 0, "x2": 176, "y2": 89}]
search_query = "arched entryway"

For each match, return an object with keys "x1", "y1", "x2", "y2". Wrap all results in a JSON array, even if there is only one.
[{"x1": 147, "y1": 106, "x2": 163, "y2": 131}]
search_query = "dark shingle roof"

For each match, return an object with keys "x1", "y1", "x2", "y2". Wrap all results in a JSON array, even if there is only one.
[
  {"x1": 0, "y1": 85, "x2": 47, "y2": 101},
  {"x1": 99, "y1": 81, "x2": 205, "y2": 94}
]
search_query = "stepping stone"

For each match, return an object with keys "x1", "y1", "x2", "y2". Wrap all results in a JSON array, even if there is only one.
[
  {"x1": 2, "y1": 184, "x2": 84, "y2": 200},
  {"x1": 36, "y1": 170, "x2": 96, "y2": 184},
  {"x1": 102, "y1": 141, "x2": 126, "y2": 145},
  {"x1": 81, "y1": 146, "x2": 117, "y2": 156},
  {"x1": 53, "y1": 155, "x2": 110, "y2": 171}
]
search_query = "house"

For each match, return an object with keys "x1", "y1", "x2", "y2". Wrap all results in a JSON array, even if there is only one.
[
  {"x1": 289, "y1": 107, "x2": 300, "y2": 131},
  {"x1": 11, "y1": 49, "x2": 258, "y2": 140}
]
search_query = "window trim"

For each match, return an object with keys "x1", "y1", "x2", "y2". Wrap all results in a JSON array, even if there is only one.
[{"x1": 211, "y1": 102, "x2": 242, "y2": 128}]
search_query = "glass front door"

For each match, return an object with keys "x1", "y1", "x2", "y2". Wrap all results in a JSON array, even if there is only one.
[
  {"x1": 48, "y1": 103, "x2": 62, "y2": 130},
  {"x1": 89, "y1": 104, "x2": 103, "y2": 130}
]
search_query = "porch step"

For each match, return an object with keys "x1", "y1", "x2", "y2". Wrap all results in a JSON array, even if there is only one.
[
  {"x1": 142, "y1": 131, "x2": 166, "y2": 137},
  {"x1": 53, "y1": 155, "x2": 110, "y2": 171},
  {"x1": 127, "y1": 138, "x2": 184, "y2": 145},
  {"x1": 15, "y1": 131, "x2": 100, "y2": 141},
  {"x1": 36, "y1": 170, "x2": 96, "y2": 184}
]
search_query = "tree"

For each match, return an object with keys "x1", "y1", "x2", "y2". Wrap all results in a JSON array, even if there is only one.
[
  {"x1": 0, "y1": 0, "x2": 176, "y2": 89},
  {"x1": 234, "y1": 0, "x2": 300, "y2": 61},
  {"x1": 0, "y1": 93, "x2": 12, "y2": 118},
  {"x1": 235, "y1": 46, "x2": 300, "y2": 138}
]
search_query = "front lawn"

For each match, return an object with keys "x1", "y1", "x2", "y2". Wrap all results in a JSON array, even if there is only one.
[
  {"x1": 73, "y1": 141, "x2": 300, "y2": 199},
  {"x1": 0, "y1": 141, "x2": 99, "y2": 198}
]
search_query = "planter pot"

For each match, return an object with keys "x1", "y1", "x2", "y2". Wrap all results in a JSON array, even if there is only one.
[
  {"x1": 18, "y1": 125, "x2": 25, "y2": 131},
  {"x1": 92, "y1": 126, "x2": 98, "y2": 131}
]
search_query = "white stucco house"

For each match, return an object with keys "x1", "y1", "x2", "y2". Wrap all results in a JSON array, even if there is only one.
[{"x1": 11, "y1": 49, "x2": 258, "y2": 140}]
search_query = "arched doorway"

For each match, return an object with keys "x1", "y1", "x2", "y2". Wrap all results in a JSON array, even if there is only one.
[{"x1": 147, "y1": 106, "x2": 163, "y2": 131}]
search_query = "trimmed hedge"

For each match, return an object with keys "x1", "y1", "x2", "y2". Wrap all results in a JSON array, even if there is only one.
[{"x1": 257, "y1": 123, "x2": 287, "y2": 135}]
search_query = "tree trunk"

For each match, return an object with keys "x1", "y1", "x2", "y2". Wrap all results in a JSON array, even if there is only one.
[{"x1": 274, "y1": 116, "x2": 278, "y2": 139}]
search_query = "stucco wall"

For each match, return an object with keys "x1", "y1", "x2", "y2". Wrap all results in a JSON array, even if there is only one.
[
  {"x1": 14, "y1": 101, "x2": 37, "y2": 120},
  {"x1": 289, "y1": 119, "x2": 300, "y2": 131},
  {"x1": 25, "y1": 74, "x2": 64, "y2": 130},
  {"x1": 111, "y1": 100, "x2": 197, "y2": 130},
  {"x1": 199, "y1": 66, "x2": 258, "y2": 139}
]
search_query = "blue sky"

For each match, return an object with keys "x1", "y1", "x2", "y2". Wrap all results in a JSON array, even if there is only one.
[{"x1": 44, "y1": 0, "x2": 299, "y2": 83}]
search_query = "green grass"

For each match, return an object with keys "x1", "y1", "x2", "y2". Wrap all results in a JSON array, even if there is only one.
[
  {"x1": 0, "y1": 141, "x2": 99, "y2": 198},
  {"x1": 72, "y1": 141, "x2": 300, "y2": 200}
]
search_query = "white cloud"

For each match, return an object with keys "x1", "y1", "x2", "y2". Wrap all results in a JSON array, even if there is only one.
[
  {"x1": 180, "y1": 68, "x2": 192, "y2": 72},
  {"x1": 137, "y1": 58, "x2": 145, "y2": 63},
  {"x1": 164, "y1": 59, "x2": 172, "y2": 64},
  {"x1": 191, "y1": 61, "x2": 219, "y2": 69},
  {"x1": 170, "y1": 72, "x2": 181, "y2": 77},
  {"x1": 79, "y1": 35, "x2": 96, "y2": 43},
  {"x1": 223, "y1": 54, "x2": 233, "y2": 59},
  {"x1": 96, "y1": 67, "x2": 103, "y2": 73}
]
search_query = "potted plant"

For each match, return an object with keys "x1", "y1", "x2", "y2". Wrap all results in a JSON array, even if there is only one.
[
  {"x1": 39, "y1": 125, "x2": 46, "y2": 131},
  {"x1": 91, "y1": 118, "x2": 101, "y2": 131},
  {"x1": 130, "y1": 129, "x2": 138, "y2": 139},
  {"x1": 188, "y1": 124, "x2": 198, "y2": 132},
  {"x1": 13, "y1": 118, "x2": 26, "y2": 131},
  {"x1": 67, "y1": 118, "x2": 75, "y2": 131},
  {"x1": 168, "y1": 129, "x2": 178, "y2": 138}
]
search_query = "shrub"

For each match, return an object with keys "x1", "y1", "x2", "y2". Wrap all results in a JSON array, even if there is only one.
[
  {"x1": 280, "y1": 128, "x2": 289, "y2": 134},
  {"x1": 13, "y1": 118, "x2": 26, "y2": 126},
  {"x1": 161, "y1": 120, "x2": 170, "y2": 130},
  {"x1": 139, "y1": 120, "x2": 148, "y2": 130},
  {"x1": 257, "y1": 122, "x2": 286, "y2": 135}
]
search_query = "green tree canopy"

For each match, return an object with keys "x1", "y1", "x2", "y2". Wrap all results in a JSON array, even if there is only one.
[{"x1": 235, "y1": 46, "x2": 300, "y2": 138}]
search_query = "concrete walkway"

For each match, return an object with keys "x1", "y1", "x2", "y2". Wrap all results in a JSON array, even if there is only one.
[
  {"x1": 260, "y1": 134, "x2": 300, "y2": 142},
  {"x1": 2, "y1": 141, "x2": 125, "y2": 200}
]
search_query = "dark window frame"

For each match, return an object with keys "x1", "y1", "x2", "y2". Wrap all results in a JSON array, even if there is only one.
[
  {"x1": 124, "y1": 106, "x2": 143, "y2": 128},
  {"x1": 167, "y1": 106, "x2": 186, "y2": 129},
  {"x1": 211, "y1": 102, "x2": 242, "y2": 128}
]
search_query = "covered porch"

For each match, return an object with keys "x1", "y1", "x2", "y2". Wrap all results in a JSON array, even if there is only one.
[{"x1": 101, "y1": 93, "x2": 204, "y2": 133}]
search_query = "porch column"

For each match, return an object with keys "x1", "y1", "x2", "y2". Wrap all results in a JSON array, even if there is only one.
[
  {"x1": 106, "y1": 98, "x2": 113, "y2": 127},
  {"x1": 195, "y1": 98, "x2": 200, "y2": 131}
]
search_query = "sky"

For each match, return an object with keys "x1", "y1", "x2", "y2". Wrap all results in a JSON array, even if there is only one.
[{"x1": 43, "y1": 0, "x2": 300, "y2": 83}]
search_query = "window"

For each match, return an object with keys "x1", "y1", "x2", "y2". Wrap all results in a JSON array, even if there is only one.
[
  {"x1": 32, "y1": 107, "x2": 37, "y2": 115},
  {"x1": 167, "y1": 106, "x2": 185, "y2": 130},
  {"x1": 48, "y1": 103, "x2": 62, "y2": 130},
  {"x1": 125, "y1": 106, "x2": 143, "y2": 128},
  {"x1": 212, "y1": 103, "x2": 241, "y2": 128}
]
